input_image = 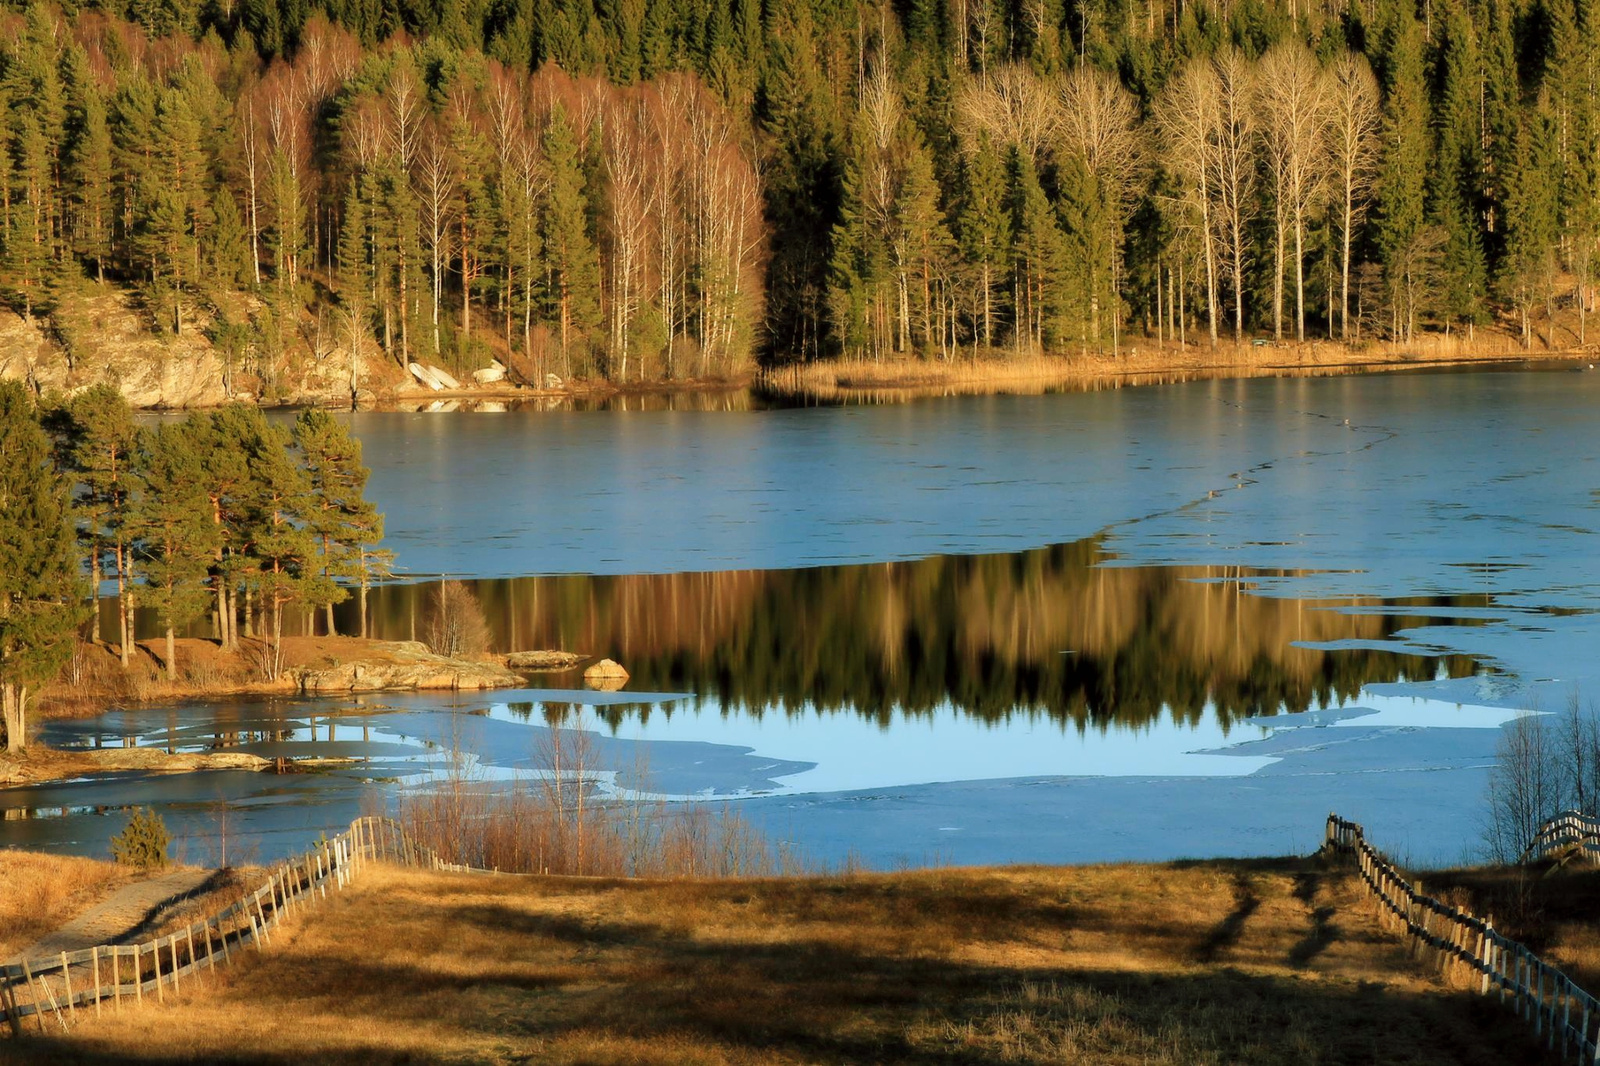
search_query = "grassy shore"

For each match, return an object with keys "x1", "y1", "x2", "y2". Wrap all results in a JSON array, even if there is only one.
[
  {"x1": 0, "y1": 855, "x2": 1554, "y2": 1064},
  {"x1": 757, "y1": 333, "x2": 1583, "y2": 404},
  {"x1": 0, "y1": 854, "x2": 137, "y2": 961}
]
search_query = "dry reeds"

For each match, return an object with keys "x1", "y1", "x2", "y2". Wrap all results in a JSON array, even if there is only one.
[
  {"x1": 393, "y1": 719, "x2": 804, "y2": 878},
  {"x1": 759, "y1": 334, "x2": 1551, "y2": 405}
]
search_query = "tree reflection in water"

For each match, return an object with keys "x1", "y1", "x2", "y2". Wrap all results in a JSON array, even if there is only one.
[{"x1": 343, "y1": 537, "x2": 1483, "y2": 732}]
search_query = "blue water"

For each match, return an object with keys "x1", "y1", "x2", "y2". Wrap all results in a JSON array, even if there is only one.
[{"x1": 7, "y1": 365, "x2": 1600, "y2": 868}]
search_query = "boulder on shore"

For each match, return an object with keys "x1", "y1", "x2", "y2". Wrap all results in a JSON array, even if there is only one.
[
  {"x1": 583, "y1": 658, "x2": 630, "y2": 688},
  {"x1": 506, "y1": 650, "x2": 583, "y2": 670}
]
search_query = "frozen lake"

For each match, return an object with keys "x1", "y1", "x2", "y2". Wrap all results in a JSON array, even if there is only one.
[{"x1": 5, "y1": 365, "x2": 1600, "y2": 868}]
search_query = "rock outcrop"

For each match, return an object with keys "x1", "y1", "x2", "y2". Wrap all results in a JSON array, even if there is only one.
[
  {"x1": 505, "y1": 650, "x2": 583, "y2": 670},
  {"x1": 293, "y1": 640, "x2": 521, "y2": 694},
  {"x1": 583, "y1": 658, "x2": 630, "y2": 691}
]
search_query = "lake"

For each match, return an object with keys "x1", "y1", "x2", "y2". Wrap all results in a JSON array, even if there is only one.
[{"x1": 5, "y1": 364, "x2": 1599, "y2": 868}]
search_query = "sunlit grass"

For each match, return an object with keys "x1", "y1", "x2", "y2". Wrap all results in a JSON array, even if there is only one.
[
  {"x1": 0, "y1": 853, "x2": 136, "y2": 960},
  {"x1": 3, "y1": 855, "x2": 1550, "y2": 1064}
]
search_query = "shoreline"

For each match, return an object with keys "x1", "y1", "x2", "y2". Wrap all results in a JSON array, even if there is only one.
[
  {"x1": 108, "y1": 336, "x2": 1596, "y2": 413},
  {"x1": 752, "y1": 339, "x2": 1594, "y2": 404},
  {"x1": 3, "y1": 637, "x2": 585, "y2": 788}
]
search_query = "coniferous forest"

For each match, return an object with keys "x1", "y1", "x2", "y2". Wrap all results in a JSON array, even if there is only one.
[{"x1": 0, "y1": 0, "x2": 1590, "y2": 387}]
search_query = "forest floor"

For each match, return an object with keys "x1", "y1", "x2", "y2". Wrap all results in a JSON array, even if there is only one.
[
  {"x1": 757, "y1": 334, "x2": 1595, "y2": 404},
  {"x1": 0, "y1": 853, "x2": 1565, "y2": 1064}
]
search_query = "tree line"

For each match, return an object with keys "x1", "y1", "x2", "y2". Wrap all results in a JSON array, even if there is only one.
[
  {"x1": 0, "y1": 0, "x2": 1588, "y2": 379},
  {"x1": 0, "y1": 380, "x2": 389, "y2": 753}
]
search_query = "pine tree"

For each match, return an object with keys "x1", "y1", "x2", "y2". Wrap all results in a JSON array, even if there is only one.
[
  {"x1": 49, "y1": 385, "x2": 138, "y2": 662},
  {"x1": 0, "y1": 382, "x2": 85, "y2": 753},
  {"x1": 65, "y1": 54, "x2": 114, "y2": 285},
  {"x1": 292, "y1": 409, "x2": 386, "y2": 636},
  {"x1": 132, "y1": 423, "x2": 218, "y2": 681},
  {"x1": 238, "y1": 413, "x2": 319, "y2": 679},
  {"x1": 541, "y1": 103, "x2": 602, "y2": 376}
]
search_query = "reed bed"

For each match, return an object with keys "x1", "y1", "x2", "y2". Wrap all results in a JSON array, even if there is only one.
[{"x1": 391, "y1": 721, "x2": 813, "y2": 879}]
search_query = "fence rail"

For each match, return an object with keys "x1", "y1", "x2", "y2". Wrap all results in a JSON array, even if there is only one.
[
  {"x1": 1326, "y1": 813, "x2": 1600, "y2": 1064},
  {"x1": 0, "y1": 815, "x2": 460, "y2": 1036},
  {"x1": 1523, "y1": 811, "x2": 1600, "y2": 865}
]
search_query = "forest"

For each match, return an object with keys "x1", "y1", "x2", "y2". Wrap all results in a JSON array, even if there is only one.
[
  {"x1": 0, "y1": 381, "x2": 387, "y2": 752},
  {"x1": 0, "y1": 0, "x2": 1588, "y2": 388}
]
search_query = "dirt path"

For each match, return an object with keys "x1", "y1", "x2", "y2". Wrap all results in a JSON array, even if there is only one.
[{"x1": 16, "y1": 867, "x2": 215, "y2": 961}]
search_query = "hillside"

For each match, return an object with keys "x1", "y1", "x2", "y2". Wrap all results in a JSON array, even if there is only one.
[{"x1": 0, "y1": 856, "x2": 1554, "y2": 1064}]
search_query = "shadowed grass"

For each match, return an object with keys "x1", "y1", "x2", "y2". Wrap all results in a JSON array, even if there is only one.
[{"x1": 0, "y1": 854, "x2": 1556, "y2": 1064}]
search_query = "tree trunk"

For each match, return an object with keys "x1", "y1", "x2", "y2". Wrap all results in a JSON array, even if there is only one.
[
  {"x1": 165, "y1": 625, "x2": 177, "y2": 682},
  {"x1": 1, "y1": 683, "x2": 26, "y2": 753}
]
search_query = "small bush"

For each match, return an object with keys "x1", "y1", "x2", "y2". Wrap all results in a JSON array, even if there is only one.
[
  {"x1": 111, "y1": 807, "x2": 171, "y2": 870},
  {"x1": 425, "y1": 581, "x2": 493, "y2": 659}
]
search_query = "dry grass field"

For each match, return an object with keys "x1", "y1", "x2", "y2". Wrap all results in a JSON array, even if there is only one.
[
  {"x1": 0, "y1": 855, "x2": 1555, "y2": 1065},
  {"x1": 0, "y1": 853, "x2": 136, "y2": 961}
]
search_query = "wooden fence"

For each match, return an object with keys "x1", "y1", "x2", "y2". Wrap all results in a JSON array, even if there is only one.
[
  {"x1": 1326, "y1": 813, "x2": 1600, "y2": 1064},
  {"x1": 0, "y1": 816, "x2": 457, "y2": 1037},
  {"x1": 1522, "y1": 811, "x2": 1600, "y2": 865}
]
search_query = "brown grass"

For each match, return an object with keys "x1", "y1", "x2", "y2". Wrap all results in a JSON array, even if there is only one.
[
  {"x1": 1423, "y1": 862, "x2": 1600, "y2": 997},
  {"x1": 0, "y1": 853, "x2": 136, "y2": 961},
  {"x1": 760, "y1": 332, "x2": 1568, "y2": 404},
  {"x1": 0, "y1": 855, "x2": 1554, "y2": 1064}
]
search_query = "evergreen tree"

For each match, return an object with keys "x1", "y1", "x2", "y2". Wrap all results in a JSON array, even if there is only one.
[
  {"x1": 956, "y1": 135, "x2": 1011, "y2": 351},
  {"x1": 1429, "y1": 5, "x2": 1488, "y2": 331},
  {"x1": 49, "y1": 385, "x2": 138, "y2": 661},
  {"x1": 1372, "y1": 11, "x2": 1431, "y2": 341},
  {"x1": 132, "y1": 423, "x2": 218, "y2": 681},
  {"x1": 893, "y1": 135, "x2": 954, "y2": 357},
  {"x1": 541, "y1": 102, "x2": 602, "y2": 375},
  {"x1": 1501, "y1": 102, "x2": 1562, "y2": 346},
  {"x1": 1010, "y1": 150, "x2": 1066, "y2": 351},
  {"x1": 65, "y1": 55, "x2": 114, "y2": 285},
  {"x1": 292, "y1": 409, "x2": 386, "y2": 636},
  {"x1": 0, "y1": 382, "x2": 85, "y2": 753},
  {"x1": 237, "y1": 413, "x2": 320, "y2": 678}
]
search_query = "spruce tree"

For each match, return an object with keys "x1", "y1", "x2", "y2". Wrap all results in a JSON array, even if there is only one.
[
  {"x1": 541, "y1": 103, "x2": 602, "y2": 376},
  {"x1": 0, "y1": 382, "x2": 85, "y2": 753},
  {"x1": 957, "y1": 135, "x2": 1011, "y2": 352},
  {"x1": 1372, "y1": 11, "x2": 1430, "y2": 341},
  {"x1": 1429, "y1": 6, "x2": 1488, "y2": 331}
]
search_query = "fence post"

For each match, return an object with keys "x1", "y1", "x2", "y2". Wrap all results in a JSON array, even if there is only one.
[{"x1": 1, "y1": 974, "x2": 22, "y2": 1037}]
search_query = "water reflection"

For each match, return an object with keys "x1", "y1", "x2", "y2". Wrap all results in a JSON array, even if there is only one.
[{"x1": 125, "y1": 537, "x2": 1481, "y2": 732}]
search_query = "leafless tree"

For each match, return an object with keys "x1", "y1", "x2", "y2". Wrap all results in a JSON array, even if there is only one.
[
  {"x1": 1326, "y1": 52, "x2": 1382, "y2": 341},
  {"x1": 426, "y1": 581, "x2": 493, "y2": 659},
  {"x1": 1212, "y1": 48, "x2": 1256, "y2": 345},
  {"x1": 1157, "y1": 57, "x2": 1222, "y2": 347},
  {"x1": 1056, "y1": 65, "x2": 1143, "y2": 352},
  {"x1": 1256, "y1": 41, "x2": 1329, "y2": 343},
  {"x1": 417, "y1": 121, "x2": 456, "y2": 359},
  {"x1": 1484, "y1": 713, "x2": 1566, "y2": 863},
  {"x1": 958, "y1": 62, "x2": 1056, "y2": 165}
]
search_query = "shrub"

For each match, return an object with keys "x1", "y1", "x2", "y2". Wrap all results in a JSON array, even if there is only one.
[
  {"x1": 111, "y1": 807, "x2": 171, "y2": 869},
  {"x1": 425, "y1": 581, "x2": 492, "y2": 658}
]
